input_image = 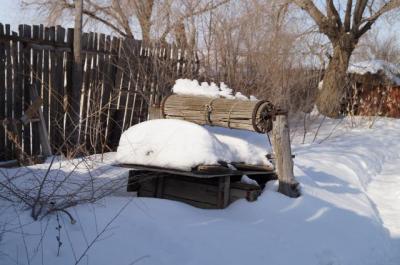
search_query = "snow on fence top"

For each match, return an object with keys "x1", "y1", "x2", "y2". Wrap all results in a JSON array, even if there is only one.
[
  {"x1": 117, "y1": 119, "x2": 271, "y2": 171},
  {"x1": 348, "y1": 60, "x2": 400, "y2": 85},
  {"x1": 172, "y1": 79, "x2": 257, "y2": 100}
]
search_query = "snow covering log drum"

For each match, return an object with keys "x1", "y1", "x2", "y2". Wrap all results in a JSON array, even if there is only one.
[{"x1": 161, "y1": 94, "x2": 277, "y2": 133}]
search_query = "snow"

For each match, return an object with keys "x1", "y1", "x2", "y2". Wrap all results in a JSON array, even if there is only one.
[
  {"x1": 241, "y1": 175, "x2": 259, "y2": 186},
  {"x1": 172, "y1": 79, "x2": 257, "y2": 100},
  {"x1": 348, "y1": 60, "x2": 400, "y2": 85},
  {"x1": 1, "y1": 116, "x2": 400, "y2": 265},
  {"x1": 116, "y1": 119, "x2": 271, "y2": 171}
]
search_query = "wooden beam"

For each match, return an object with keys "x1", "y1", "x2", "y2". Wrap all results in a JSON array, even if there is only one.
[{"x1": 272, "y1": 114, "x2": 300, "y2": 198}]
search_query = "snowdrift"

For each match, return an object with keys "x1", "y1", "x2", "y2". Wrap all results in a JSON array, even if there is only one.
[{"x1": 116, "y1": 119, "x2": 271, "y2": 171}]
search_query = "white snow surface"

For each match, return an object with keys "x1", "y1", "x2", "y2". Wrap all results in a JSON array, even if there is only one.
[
  {"x1": 1, "y1": 116, "x2": 400, "y2": 265},
  {"x1": 116, "y1": 119, "x2": 271, "y2": 171},
  {"x1": 172, "y1": 79, "x2": 257, "y2": 100},
  {"x1": 348, "y1": 60, "x2": 400, "y2": 85}
]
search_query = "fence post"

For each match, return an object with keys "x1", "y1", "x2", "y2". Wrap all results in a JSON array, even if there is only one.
[{"x1": 70, "y1": 0, "x2": 83, "y2": 150}]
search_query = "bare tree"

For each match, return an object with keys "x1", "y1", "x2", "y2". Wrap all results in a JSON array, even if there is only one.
[
  {"x1": 23, "y1": 0, "x2": 230, "y2": 45},
  {"x1": 292, "y1": 0, "x2": 400, "y2": 117}
]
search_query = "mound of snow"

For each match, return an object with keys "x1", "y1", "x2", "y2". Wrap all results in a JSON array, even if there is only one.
[
  {"x1": 172, "y1": 79, "x2": 258, "y2": 100},
  {"x1": 348, "y1": 60, "x2": 400, "y2": 85},
  {"x1": 117, "y1": 119, "x2": 271, "y2": 171}
]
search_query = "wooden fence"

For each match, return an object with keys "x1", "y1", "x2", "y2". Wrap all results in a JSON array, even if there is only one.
[{"x1": 0, "y1": 23, "x2": 198, "y2": 161}]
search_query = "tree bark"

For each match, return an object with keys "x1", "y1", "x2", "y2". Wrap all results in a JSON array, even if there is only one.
[
  {"x1": 317, "y1": 40, "x2": 353, "y2": 117},
  {"x1": 272, "y1": 114, "x2": 300, "y2": 198}
]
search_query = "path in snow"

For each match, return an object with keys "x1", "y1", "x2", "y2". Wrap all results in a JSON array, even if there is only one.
[{"x1": 367, "y1": 156, "x2": 400, "y2": 237}]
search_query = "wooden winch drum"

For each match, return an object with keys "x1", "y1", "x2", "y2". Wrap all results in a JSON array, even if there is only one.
[{"x1": 161, "y1": 94, "x2": 276, "y2": 133}]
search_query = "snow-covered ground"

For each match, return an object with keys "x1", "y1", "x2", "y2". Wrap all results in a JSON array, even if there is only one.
[{"x1": 1, "y1": 115, "x2": 400, "y2": 265}]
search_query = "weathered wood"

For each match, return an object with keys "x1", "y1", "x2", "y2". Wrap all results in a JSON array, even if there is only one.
[
  {"x1": 22, "y1": 25, "x2": 32, "y2": 155},
  {"x1": 162, "y1": 94, "x2": 276, "y2": 133},
  {"x1": 148, "y1": 105, "x2": 161, "y2": 120},
  {"x1": 272, "y1": 114, "x2": 300, "y2": 198},
  {"x1": 230, "y1": 162, "x2": 274, "y2": 172},
  {"x1": 217, "y1": 176, "x2": 230, "y2": 208},
  {"x1": 12, "y1": 30, "x2": 22, "y2": 159},
  {"x1": 230, "y1": 182, "x2": 261, "y2": 202},
  {"x1": 31, "y1": 25, "x2": 40, "y2": 155},
  {"x1": 130, "y1": 170, "x2": 264, "y2": 209},
  {"x1": 0, "y1": 24, "x2": 5, "y2": 159},
  {"x1": 5, "y1": 25, "x2": 13, "y2": 159}
]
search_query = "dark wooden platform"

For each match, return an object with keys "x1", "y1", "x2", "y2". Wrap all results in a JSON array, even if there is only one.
[{"x1": 121, "y1": 164, "x2": 276, "y2": 209}]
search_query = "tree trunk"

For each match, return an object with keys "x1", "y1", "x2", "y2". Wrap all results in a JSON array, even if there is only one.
[
  {"x1": 317, "y1": 44, "x2": 353, "y2": 118},
  {"x1": 272, "y1": 114, "x2": 300, "y2": 198}
]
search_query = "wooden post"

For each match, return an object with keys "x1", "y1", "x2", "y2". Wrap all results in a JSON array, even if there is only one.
[
  {"x1": 272, "y1": 114, "x2": 300, "y2": 198},
  {"x1": 70, "y1": 0, "x2": 83, "y2": 147}
]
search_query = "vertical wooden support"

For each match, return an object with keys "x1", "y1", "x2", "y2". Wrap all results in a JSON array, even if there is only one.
[
  {"x1": 217, "y1": 176, "x2": 230, "y2": 209},
  {"x1": 155, "y1": 176, "x2": 165, "y2": 198},
  {"x1": 272, "y1": 114, "x2": 300, "y2": 198}
]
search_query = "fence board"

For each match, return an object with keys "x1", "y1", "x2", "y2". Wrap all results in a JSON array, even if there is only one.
[
  {"x1": 42, "y1": 27, "x2": 50, "y2": 138},
  {"x1": 53, "y1": 26, "x2": 65, "y2": 151},
  {"x1": 64, "y1": 28, "x2": 74, "y2": 150},
  {"x1": 22, "y1": 25, "x2": 32, "y2": 156},
  {"x1": 0, "y1": 24, "x2": 5, "y2": 159},
  {"x1": 12, "y1": 30, "x2": 22, "y2": 159},
  {"x1": 5, "y1": 25, "x2": 13, "y2": 159},
  {"x1": 31, "y1": 25, "x2": 40, "y2": 155}
]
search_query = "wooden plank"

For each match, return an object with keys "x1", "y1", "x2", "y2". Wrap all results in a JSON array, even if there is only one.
[
  {"x1": 42, "y1": 27, "x2": 50, "y2": 141},
  {"x1": 137, "y1": 42, "x2": 149, "y2": 123},
  {"x1": 65, "y1": 27, "x2": 75, "y2": 150},
  {"x1": 122, "y1": 39, "x2": 139, "y2": 130},
  {"x1": 95, "y1": 33, "x2": 106, "y2": 152},
  {"x1": 48, "y1": 26, "x2": 57, "y2": 152},
  {"x1": 86, "y1": 32, "x2": 99, "y2": 152},
  {"x1": 163, "y1": 176, "x2": 218, "y2": 205},
  {"x1": 0, "y1": 24, "x2": 6, "y2": 160},
  {"x1": 31, "y1": 25, "x2": 40, "y2": 155},
  {"x1": 217, "y1": 176, "x2": 230, "y2": 208},
  {"x1": 5, "y1": 24, "x2": 13, "y2": 160},
  {"x1": 230, "y1": 162, "x2": 274, "y2": 172},
  {"x1": 230, "y1": 182, "x2": 261, "y2": 203},
  {"x1": 106, "y1": 37, "x2": 124, "y2": 149},
  {"x1": 12, "y1": 29, "x2": 22, "y2": 160},
  {"x1": 81, "y1": 32, "x2": 93, "y2": 147},
  {"x1": 103, "y1": 36, "x2": 119, "y2": 149},
  {"x1": 22, "y1": 25, "x2": 32, "y2": 156},
  {"x1": 53, "y1": 25, "x2": 65, "y2": 151}
]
